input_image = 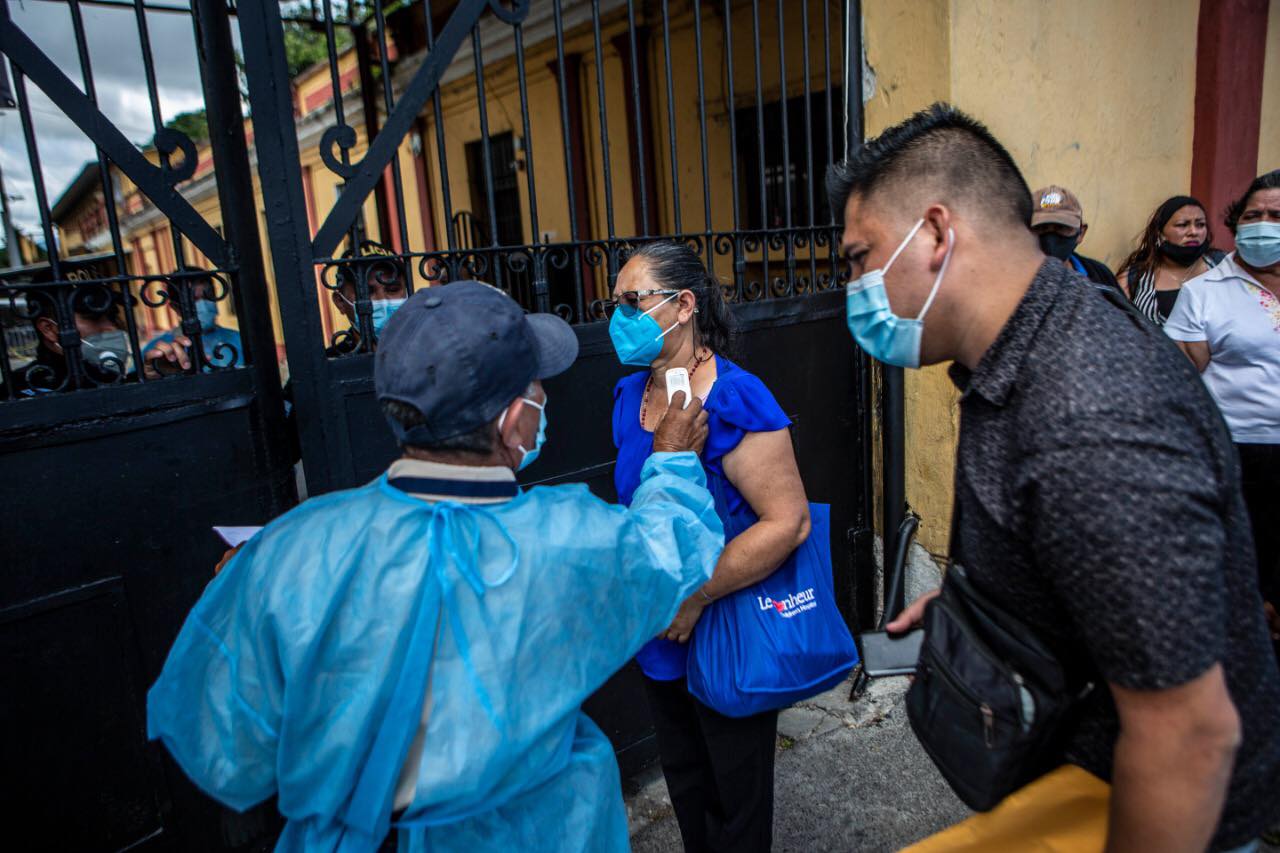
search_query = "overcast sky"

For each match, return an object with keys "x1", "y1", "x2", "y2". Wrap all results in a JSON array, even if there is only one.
[{"x1": 0, "y1": 0, "x2": 238, "y2": 239}]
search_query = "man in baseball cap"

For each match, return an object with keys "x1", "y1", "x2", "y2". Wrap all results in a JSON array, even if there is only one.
[
  {"x1": 1030, "y1": 184, "x2": 1119, "y2": 290},
  {"x1": 148, "y1": 280, "x2": 724, "y2": 852}
]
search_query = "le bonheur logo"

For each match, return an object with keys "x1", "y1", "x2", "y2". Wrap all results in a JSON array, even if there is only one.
[{"x1": 758, "y1": 587, "x2": 818, "y2": 618}]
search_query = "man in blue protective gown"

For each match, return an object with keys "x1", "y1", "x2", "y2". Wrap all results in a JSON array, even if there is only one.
[{"x1": 147, "y1": 280, "x2": 724, "y2": 853}]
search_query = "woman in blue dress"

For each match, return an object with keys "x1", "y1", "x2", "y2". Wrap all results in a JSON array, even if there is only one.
[{"x1": 608, "y1": 242, "x2": 812, "y2": 852}]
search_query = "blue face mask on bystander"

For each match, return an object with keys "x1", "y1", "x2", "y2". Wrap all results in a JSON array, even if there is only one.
[
  {"x1": 845, "y1": 218, "x2": 954, "y2": 369},
  {"x1": 1235, "y1": 221, "x2": 1280, "y2": 268},
  {"x1": 195, "y1": 299, "x2": 220, "y2": 331}
]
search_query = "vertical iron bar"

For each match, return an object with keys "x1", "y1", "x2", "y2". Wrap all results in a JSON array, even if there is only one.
[
  {"x1": 750, "y1": 0, "x2": 768, "y2": 297},
  {"x1": 372, "y1": 0, "x2": 414, "y2": 291},
  {"x1": 321, "y1": 0, "x2": 361, "y2": 256},
  {"x1": 722, "y1": 0, "x2": 742, "y2": 300},
  {"x1": 692, "y1": 0, "x2": 712, "y2": 275},
  {"x1": 824, "y1": 0, "x2": 838, "y2": 286},
  {"x1": 801, "y1": 0, "x2": 816, "y2": 290},
  {"x1": 238, "y1": 0, "x2": 346, "y2": 494},
  {"x1": 192, "y1": 0, "x2": 296, "y2": 512},
  {"x1": 423, "y1": 0, "x2": 457, "y2": 266},
  {"x1": 551, "y1": 0, "x2": 585, "y2": 321},
  {"x1": 590, "y1": 0, "x2": 616, "y2": 240},
  {"x1": 623, "y1": 0, "x2": 649, "y2": 235},
  {"x1": 659, "y1": 0, "x2": 680, "y2": 236},
  {"x1": 470, "y1": 26, "x2": 502, "y2": 291},
  {"x1": 7, "y1": 55, "x2": 79, "y2": 385},
  {"x1": 776, "y1": 0, "x2": 794, "y2": 295},
  {"x1": 130, "y1": 0, "x2": 189, "y2": 281},
  {"x1": 513, "y1": 23, "x2": 547, "y2": 313},
  {"x1": 67, "y1": 0, "x2": 146, "y2": 375}
]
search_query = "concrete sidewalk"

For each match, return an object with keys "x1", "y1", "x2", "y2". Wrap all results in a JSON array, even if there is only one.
[{"x1": 625, "y1": 674, "x2": 971, "y2": 852}]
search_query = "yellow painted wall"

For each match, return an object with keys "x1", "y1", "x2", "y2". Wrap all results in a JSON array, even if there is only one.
[
  {"x1": 1259, "y1": 0, "x2": 1280, "y2": 174},
  {"x1": 950, "y1": 0, "x2": 1200, "y2": 272},
  {"x1": 862, "y1": 0, "x2": 954, "y2": 557},
  {"x1": 862, "y1": 0, "x2": 1201, "y2": 558}
]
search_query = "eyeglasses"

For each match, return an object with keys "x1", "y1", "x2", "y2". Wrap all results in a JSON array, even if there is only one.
[{"x1": 602, "y1": 289, "x2": 681, "y2": 318}]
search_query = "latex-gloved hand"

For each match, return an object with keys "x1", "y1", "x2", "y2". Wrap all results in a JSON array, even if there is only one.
[{"x1": 652, "y1": 391, "x2": 709, "y2": 456}]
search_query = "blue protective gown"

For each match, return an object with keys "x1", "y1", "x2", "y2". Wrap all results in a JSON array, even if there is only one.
[{"x1": 147, "y1": 452, "x2": 723, "y2": 853}]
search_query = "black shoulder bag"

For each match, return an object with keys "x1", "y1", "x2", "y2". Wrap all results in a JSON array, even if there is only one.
[{"x1": 903, "y1": 506, "x2": 1095, "y2": 811}]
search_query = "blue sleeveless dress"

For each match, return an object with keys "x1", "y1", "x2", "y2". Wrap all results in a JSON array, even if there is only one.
[{"x1": 613, "y1": 355, "x2": 791, "y2": 680}]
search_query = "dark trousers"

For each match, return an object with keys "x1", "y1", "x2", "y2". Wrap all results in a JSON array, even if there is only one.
[
  {"x1": 643, "y1": 676, "x2": 778, "y2": 853},
  {"x1": 1238, "y1": 443, "x2": 1280, "y2": 606}
]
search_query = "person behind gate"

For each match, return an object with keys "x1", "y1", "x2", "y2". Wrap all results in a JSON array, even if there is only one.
[
  {"x1": 146, "y1": 280, "x2": 725, "y2": 853},
  {"x1": 829, "y1": 104, "x2": 1280, "y2": 852},
  {"x1": 608, "y1": 242, "x2": 813, "y2": 853}
]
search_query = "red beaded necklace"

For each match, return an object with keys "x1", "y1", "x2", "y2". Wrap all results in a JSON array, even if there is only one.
[{"x1": 640, "y1": 349, "x2": 711, "y2": 430}]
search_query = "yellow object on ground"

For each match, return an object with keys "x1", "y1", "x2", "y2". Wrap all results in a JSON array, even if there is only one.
[{"x1": 901, "y1": 764, "x2": 1110, "y2": 852}]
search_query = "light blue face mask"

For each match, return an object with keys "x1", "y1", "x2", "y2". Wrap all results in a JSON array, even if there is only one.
[
  {"x1": 608, "y1": 291, "x2": 681, "y2": 366},
  {"x1": 1235, "y1": 221, "x2": 1280, "y2": 269},
  {"x1": 498, "y1": 395, "x2": 547, "y2": 471},
  {"x1": 340, "y1": 293, "x2": 406, "y2": 337},
  {"x1": 195, "y1": 299, "x2": 219, "y2": 331},
  {"x1": 371, "y1": 298, "x2": 407, "y2": 336},
  {"x1": 845, "y1": 218, "x2": 954, "y2": 369}
]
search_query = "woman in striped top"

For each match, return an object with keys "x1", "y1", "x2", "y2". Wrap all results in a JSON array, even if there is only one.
[{"x1": 1117, "y1": 195, "x2": 1225, "y2": 325}]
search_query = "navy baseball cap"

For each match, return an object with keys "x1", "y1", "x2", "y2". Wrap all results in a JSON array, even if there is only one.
[{"x1": 375, "y1": 281, "x2": 578, "y2": 443}]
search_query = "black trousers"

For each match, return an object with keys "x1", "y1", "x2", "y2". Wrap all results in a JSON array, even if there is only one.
[
  {"x1": 643, "y1": 676, "x2": 778, "y2": 853},
  {"x1": 1238, "y1": 443, "x2": 1280, "y2": 606}
]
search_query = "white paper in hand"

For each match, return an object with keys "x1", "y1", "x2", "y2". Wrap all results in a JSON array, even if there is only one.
[{"x1": 213, "y1": 526, "x2": 263, "y2": 548}]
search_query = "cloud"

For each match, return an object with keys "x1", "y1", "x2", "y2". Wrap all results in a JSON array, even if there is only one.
[{"x1": 0, "y1": 0, "x2": 208, "y2": 237}]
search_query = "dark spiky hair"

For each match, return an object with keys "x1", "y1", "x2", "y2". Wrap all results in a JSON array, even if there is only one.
[{"x1": 826, "y1": 103, "x2": 1032, "y2": 228}]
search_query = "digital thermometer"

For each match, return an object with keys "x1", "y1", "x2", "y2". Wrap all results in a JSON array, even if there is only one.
[{"x1": 665, "y1": 367, "x2": 692, "y2": 409}]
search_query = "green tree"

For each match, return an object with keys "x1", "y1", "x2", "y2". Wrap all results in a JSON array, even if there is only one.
[
  {"x1": 164, "y1": 109, "x2": 209, "y2": 143},
  {"x1": 283, "y1": 21, "x2": 352, "y2": 79}
]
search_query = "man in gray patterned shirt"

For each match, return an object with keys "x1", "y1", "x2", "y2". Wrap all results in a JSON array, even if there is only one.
[{"x1": 828, "y1": 103, "x2": 1280, "y2": 852}]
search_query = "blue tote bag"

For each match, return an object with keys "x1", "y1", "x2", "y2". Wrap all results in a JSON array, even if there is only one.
[{"x1": 686, "y1": 478, "x2": 859, "y2": 718}]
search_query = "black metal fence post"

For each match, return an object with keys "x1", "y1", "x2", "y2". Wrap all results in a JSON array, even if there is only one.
[
  {"x1": 237, "y1": 0, "x2": 341, "y2": 494},
  {"x1": 841, "y1": 0, "x2": 882, "y2": 630},
  {"x1": 192, "y1": 0, "x2": 297, "y2": 515}
]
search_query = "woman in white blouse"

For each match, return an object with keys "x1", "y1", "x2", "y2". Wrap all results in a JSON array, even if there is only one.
[{"x1": 1165, "y1": 169, "x2": 1280, "y2": 649}]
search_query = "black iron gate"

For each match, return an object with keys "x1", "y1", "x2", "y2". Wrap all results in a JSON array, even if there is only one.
[{"x1": 1, "y1": 0, "x2": 873, "y2": 849}]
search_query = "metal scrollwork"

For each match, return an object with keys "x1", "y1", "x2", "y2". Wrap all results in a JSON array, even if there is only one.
[
  {"x1": 487, "y1": 0, "x2": 532, "y2": 24},
  {"x1": 319, "y1": 123, "x2": 361, "y2": 180},
  {"x1": 153, "y1": 128, "x2": 199, "y2": 185}
]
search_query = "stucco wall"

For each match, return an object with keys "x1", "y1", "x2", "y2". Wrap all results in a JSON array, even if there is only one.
[
  {"x1": 862, "y1": 0, "x2": 1202, "y2": 557},
  {"x1": 862, "y1": 0, "x2": 956, "y2": 556},
  {"x1": 951, "y1": 0, "x2": 1200, "y2": 271},
  {"x1": 1259, "y1": 0, "x2": 1280, "y2": 174}
]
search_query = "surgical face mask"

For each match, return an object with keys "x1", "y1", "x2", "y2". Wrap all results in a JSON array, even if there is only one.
[
  {"x1": 1157, "y1": 239, "x2": 1207, "y2": 267},
  {"x1": 1038, "y1": 231, "x2": 1078, "y2": 261},
  {"x1": 498, "y1": 395, "x2": 547, "y2": 471},
  {"x1": 845, "y1": 218, "x2": 954, "y2": 370},
  {"x1": 1235, "y1": 221, "x2": 1280, "y2": 268},
  {"x1": 195, "y1": 299, "x2": 220, "y2": 331},
  {"x1": 608, "y1": 291, "x2": 681, "y2": 366},
  {"x1": 371, "y1": 298, "x2": 407, "y2": 336},
  {"x1": 80, "y1": 329, "x2": 133, "y2": 376},
  {"x1": 339, "y1": 293, "x2": 406, "y2": 337}
]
